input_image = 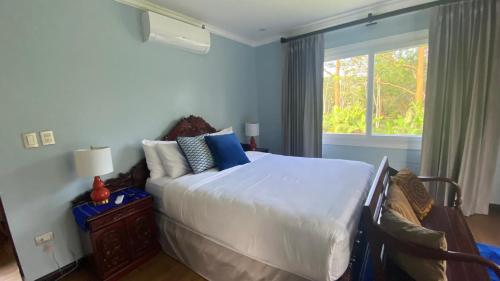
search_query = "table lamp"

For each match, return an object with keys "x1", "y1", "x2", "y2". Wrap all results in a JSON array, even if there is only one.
[
  {"x1": 74, "y1": 147, "x2": 114, "y2": 205},
  {"x1": 245, "y1": 123, "x2": 259, "y2": 151}
]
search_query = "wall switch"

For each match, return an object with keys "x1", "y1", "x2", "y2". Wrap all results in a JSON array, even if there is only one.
[
  {"x1": 22, "y1": 132, "x2": 39, "y2": 148},
  {"x1": 40, "y1": 130, "x2": 55, "y2": 145},
  {"x1": 34, "y1": 232, "x2": 54, "y2": 246}
]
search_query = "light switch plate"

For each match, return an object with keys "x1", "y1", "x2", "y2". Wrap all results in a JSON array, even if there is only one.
[
  {"x1": 40, "y1": 130, "x2": 55, "y2": 145},
  {"x1": 22, "y1": 132, "x2": 39, "y2": 148}
]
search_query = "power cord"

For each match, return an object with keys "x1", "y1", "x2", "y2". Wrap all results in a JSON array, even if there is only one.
[
  {"x1": 44, "y1": 243, "x2": 79, "y2": 281},
  {"x1": 54, "y1": 257, "x2": 78, "y2": 281}
]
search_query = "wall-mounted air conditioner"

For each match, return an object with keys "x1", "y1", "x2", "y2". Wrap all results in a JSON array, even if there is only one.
[{"x1": 142, "y1": 11, "x2": 211, "y2": 54}]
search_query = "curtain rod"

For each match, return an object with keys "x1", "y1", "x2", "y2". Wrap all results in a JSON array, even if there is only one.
[{"x1": 280, "y1": 0, "x2": 457, "y2": 43}]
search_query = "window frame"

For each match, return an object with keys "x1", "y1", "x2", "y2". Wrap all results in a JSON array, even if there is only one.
[{"x1": 323, "y1": 30, "x2": 428, "y2": 150}]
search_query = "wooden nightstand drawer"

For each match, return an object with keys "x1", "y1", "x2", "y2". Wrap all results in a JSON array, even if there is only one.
[
  {"x1": 88, "y1": 197, "x2": 152, "y2": 232},
  {"x1": 91, "y1": 220, "x2": 131, "y2": 278},
  {"x1": 73, "y1": 188, "x2": 158, "y2": 281},
  {"x1": 126, "y1": 209, "x2": 156, "y2": 259}
]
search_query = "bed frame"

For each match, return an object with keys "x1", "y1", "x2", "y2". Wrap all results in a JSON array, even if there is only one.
[
  {"x1": 104, "y1": 115, "x2": 216, "y2": 192},
  {"x1": 94, "y1": 115, "x2": 370, "y2": 281}
]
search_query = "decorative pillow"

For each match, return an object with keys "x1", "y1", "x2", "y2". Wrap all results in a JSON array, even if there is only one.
[
  {"x1": 392, "y1": 169, "x2": 434, "y2": 220},
  {"x1": 380, "y1": 209, "x2": 447, "y2": 281},
  {"x1": 204, "y1": 133, "x2": 250, "y2": 171},
  {"x1": 210, "y1": 127, "x2": 233, "y2": 136},
  {"x1": 386, "y1": 183, "x2": 421, "y2": 226},
  {"x1": 155, "y1": 142, "x2": 190, "y2": 178},
  {"x1": 142, "y1": 139, "x2": 168, "y2": 179},
  {"x1": 176, "y1": 135, "x2": 215, "y2": 174}
]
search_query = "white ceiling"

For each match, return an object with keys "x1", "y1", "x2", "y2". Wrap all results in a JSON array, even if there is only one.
[{"x1": 149, "y1": 0, "x2": 432, "y2": 46}]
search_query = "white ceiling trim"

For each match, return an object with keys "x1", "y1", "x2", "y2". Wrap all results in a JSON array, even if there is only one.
[
  {"x1": 252, "y1": 0, "x2": 434, "y2": 46},
  {"x1": 115, "y1": 0, "x2": 203, "y2": 27},
  {"x1": 203, "y1": 25, "x2": 259, "y2": 47},
  {"x1": 114, "y1": 0, "x2": 260, "y2": 46},
  {"x1": 281, "y1": 0, "x2": 434, "y2": 39},
  {"x1": 115, "y1": 0, "x2": 433, "y2": 47}
]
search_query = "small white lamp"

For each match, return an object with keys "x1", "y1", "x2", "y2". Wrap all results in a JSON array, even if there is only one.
[
  {"x1": 245, "y1": 123, "x2": 259, "y2": 151},
  {"x1": 74, "y1": 147, "x2": 114, "y2": 205}
]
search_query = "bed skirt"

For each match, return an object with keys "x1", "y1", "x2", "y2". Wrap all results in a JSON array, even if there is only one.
[{"x1": 156, "y1": 212, "x2": 313, "y2": 281}]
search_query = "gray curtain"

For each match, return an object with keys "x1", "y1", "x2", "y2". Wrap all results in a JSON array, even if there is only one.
[
  {"x1": 421, "y1": 0, "x2": 500, "y2": 216},
  {"x1": 282, "y1": 34, "x2": 324, "y2": 157}
]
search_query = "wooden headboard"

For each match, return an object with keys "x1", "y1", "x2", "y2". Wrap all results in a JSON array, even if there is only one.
[{"x1": 104, "y1": 115, "x2": 216, "y2": 191}]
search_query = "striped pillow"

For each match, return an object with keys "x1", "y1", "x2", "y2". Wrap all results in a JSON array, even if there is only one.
[{"x1": 176, "y1": 135, "x2": 215, "y2": 174}]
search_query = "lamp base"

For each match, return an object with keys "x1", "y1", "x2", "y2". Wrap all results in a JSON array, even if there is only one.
[
  {"x1": 90, "y1": 176, "x2": 110, "y2": 205},
  {"x1": 250, "y1": 136, "x2": 257, "y2": 151},
  {"x1": 93, "y1": 199, "x2": 109, "y2": 206}
]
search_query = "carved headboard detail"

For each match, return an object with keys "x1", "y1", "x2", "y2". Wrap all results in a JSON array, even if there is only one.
[
  {"x1": 105, "y1": 115, "x2": 217, "y2": 192},
  {"x1": 165, "y1": 115, "x2": 216, "y2": 141}
]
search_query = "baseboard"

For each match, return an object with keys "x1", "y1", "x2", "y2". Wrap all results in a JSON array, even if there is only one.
[{"x1": 34, "y1": 258, "x2": 85, "y2": 281}]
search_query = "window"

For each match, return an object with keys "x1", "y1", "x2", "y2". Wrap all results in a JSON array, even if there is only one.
[
  {"x1": 323, "y1": 55, "x2": 368, "y2": 134},
  {"x1": 322, "y1": 31, "x2": 428, "y2": 149}
]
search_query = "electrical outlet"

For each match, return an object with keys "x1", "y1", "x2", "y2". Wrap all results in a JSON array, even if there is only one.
[{"x1": 34, "y1": 232, "x2": 54, "y2": 246}]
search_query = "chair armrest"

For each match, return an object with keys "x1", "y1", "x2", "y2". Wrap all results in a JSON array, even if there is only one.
[
  {"x1": 397, "y1": 242, "x2": 500, "y2": 279},
  {"x1": 371, "y1": 224, "x2": 500, "y2": 280},
  {"x1": 418, "y1": 176, "x2": 462, "y2": 208}
]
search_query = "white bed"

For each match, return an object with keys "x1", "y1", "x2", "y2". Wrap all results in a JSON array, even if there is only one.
[{"x1": 146, "y1": 151, "x2": 373, "y2": 281}]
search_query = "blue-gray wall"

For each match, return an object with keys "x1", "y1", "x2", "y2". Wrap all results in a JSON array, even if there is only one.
[
  {"x1": 1, "y1": 2, "x2": 496, "y2": 280},
  {"x1": 0, "y1": 0, "x2": 258, "y2": 280},
  {"x1": 256, "y1": 43, "x2": 283, "y2": 154},
  {"x1": 255, "y1": 10, "x2": 431, "y2": 171}
]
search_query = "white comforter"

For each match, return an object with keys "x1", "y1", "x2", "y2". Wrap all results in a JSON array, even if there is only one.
[{"x1": 146, "y1": 152, "x2": 373, "y2": 281}]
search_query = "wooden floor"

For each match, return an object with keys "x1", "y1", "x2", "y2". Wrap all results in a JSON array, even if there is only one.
[
  {"x1": 465, "y1": 205, "x2": 500, "y2": 246},
  {"x1": 44, "y1": 206, "x2": 500, "y2": 281},
  {"x1": 62, "y1": 252, "x2": 206, "y2": 281},
  {"x1": 0, "y1": 238, "x2": 22, "y2": 281}
]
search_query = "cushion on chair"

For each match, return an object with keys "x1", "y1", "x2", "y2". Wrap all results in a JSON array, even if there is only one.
[
  {"x1": 386, "y1": 183, "x2": 421, "y2": 226},
  {"x1": 391, "y1": 169, "x2": 433, "y2": 220},
  {"x1": 380, "y1": 209, "x2": 447, "y2": 281},
  {"x1": 422, "y1": 206, "x2": 490, "y2": 281}
]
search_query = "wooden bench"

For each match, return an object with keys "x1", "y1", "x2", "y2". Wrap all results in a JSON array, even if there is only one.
[{"x1": 363, "y1": 157, "x2": 500, "y2": 281}]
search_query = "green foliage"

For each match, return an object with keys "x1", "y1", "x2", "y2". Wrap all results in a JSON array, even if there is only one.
[
  {"x1": 323, "y1": 45, "x2": 428, "y2": 136},
  {"x1": 323, "y1": 102, "x2": 424, "y2": 135},
  {"x1": 372, "y1": 102, "x2": 424, "y2": 135},
  {"x1": 323, "y1": 105, "x2": 366, "y2": 134}
]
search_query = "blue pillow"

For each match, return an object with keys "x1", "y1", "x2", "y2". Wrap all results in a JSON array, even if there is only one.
[
  {"x1": 177, "y1": 135, "x2": 215, "y2": 174},
  {"x1": 204, "y1": 133, "x2": 250, "y2": 171}
]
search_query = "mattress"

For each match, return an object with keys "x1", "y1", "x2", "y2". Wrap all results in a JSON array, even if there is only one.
[{"x1": 146, "y1": 152, "x2": 373, "y2": 281}]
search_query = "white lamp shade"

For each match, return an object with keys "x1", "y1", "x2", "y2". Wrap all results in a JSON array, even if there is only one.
[
  {"x1": 245, "y1": 123, "x2": 259, "y2": 137},
  {"x1": 74, "y1": 147, "x2": 114, "y2": 177}
]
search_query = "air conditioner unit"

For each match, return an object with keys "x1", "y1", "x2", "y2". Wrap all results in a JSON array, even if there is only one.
[{"x1": 142, "y1": 11, "x2": 211, "y2": 54}]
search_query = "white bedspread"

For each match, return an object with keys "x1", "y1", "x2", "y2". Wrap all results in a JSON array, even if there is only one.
[{"x1": 146, "y1": 152, "x2": 373, "y2": 281}]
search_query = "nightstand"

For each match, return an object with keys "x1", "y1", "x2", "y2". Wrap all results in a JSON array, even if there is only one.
[
  {"x1": 72, "y1": 187, "x2": 159, "y2": 281},
  {"x1": 241, "y1": 143, "x2": 269, "y2": 153}
]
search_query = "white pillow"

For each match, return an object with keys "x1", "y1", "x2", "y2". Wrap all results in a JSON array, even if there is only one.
[
  {"x1": 142, "y1": 139, "x2": 171, "y2": 179},
  {"x1": 210, "y1": 127, "x2": 233, "y2": 136},
  {"x1": 156, "y1": 142, "x2": 191, "y2": 178}
]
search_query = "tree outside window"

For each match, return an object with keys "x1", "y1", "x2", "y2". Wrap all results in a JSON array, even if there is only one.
[{"x1": 323, "y1": 44, "x2": 428, "y2": 136}]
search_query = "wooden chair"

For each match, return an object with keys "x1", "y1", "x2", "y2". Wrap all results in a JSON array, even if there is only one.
[{"x1": 363, "y1": 157, "x2": 500, "y2": 281}]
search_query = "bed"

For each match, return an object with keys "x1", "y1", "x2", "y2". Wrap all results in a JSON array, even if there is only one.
[{"x1": 105, "y1": 116, "x2": 375, "y2": 281}]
